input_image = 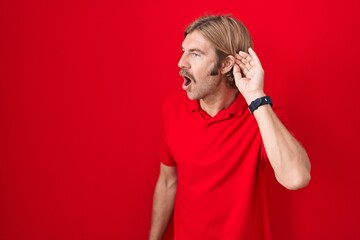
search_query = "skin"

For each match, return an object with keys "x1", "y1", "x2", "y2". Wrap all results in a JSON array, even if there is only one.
[{"x1": 149, "y1": 30, "x2": 311, "y2": 240}]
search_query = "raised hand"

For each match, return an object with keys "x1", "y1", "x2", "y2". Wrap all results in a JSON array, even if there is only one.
[{"x1": 233, "y1": 48, "x2": 266, "y2": 104}]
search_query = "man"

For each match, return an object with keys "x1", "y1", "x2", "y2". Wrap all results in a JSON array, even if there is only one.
[{"x1": 150, "y1": 14, "x2": 311, "y2": 240}]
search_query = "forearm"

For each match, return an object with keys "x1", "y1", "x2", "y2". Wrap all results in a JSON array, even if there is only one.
[
  {"x1": 253, "y1": 104, "x2": 311, "y2": 190},
  {"x1": 149, "y1": 179, "x2": 177, "y2": 240},
  {"x1": 234, "y1": 48, "x2": 311, "y2": 189}
]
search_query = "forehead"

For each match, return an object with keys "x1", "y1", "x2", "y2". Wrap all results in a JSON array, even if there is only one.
[{"x1": 182, "y1": 30, "x2": 216, "y2": 54}]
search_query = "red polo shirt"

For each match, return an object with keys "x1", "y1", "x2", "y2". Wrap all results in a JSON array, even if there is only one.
[{"x1": 160, "y1": 93, "x2": 289, "y2": 240}]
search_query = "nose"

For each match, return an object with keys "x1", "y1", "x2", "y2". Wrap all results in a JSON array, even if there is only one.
[{"x1": 178, "y1": 52, "x2": 189, "y2": 69}]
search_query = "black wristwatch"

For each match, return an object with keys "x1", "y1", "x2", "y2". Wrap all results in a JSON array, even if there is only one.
[{"x1": 248, "y1": 96, "x2": 273, "y2": 114}]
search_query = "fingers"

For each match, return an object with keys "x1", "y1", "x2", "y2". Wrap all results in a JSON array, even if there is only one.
[
  {"x1": 238, "y1": 48, "x2": 260, "y2": 62},
  {"x1": 235, "y1": 48, "x2": 262, "y2": 75},
  {"x1": 238, "y1": 50, "x2": 252, "y2": 61},
  {"x1": 237, "y1": 61, "x2": 249, "y2": 75},
  {"x1": 235, "y1": 53, "x2": 252, "y2": 75}
]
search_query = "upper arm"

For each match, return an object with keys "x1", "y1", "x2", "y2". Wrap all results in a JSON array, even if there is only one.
[{"x1": 158, "y1": 163, "x2": 177, "y2": 189}]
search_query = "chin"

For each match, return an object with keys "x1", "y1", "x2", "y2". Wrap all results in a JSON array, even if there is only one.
[{"x1": 186, "y1": 92, "x2": 199, "y2": 100}]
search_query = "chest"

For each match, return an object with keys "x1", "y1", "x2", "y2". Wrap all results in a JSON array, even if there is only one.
[{"x1": 166, "y1": 112, "x2": 262, "y2": 178}]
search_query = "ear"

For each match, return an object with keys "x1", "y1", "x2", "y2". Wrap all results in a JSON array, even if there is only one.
[{"x1": 220, "y1": 55, "x2": 236, "y2": 74}]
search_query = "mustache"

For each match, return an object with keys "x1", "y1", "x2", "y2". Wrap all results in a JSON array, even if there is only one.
[{"x1": 179, "y1": 69, "x2": 195, "y2": 80}]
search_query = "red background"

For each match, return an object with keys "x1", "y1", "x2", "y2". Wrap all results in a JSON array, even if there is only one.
[{"x1": 1, "y1": 0, "x2": 359, "y2": 239}]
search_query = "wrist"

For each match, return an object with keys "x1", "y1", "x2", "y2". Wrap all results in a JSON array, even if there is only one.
[
  {"x1": 243, "y1": 91, "x2": 266, "y2": 105},
  {"x1": 248, "y1": 95, "x2": 273, "y2": 114}
]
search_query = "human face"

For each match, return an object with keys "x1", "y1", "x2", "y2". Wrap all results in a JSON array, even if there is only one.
[{"x1": 178, "y1": 30, "x2": 222, "y2": 101}]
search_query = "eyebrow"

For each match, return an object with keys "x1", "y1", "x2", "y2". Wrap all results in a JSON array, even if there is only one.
[{"x1": 181, "y1": 47, "x2": 206, "y2": 55}]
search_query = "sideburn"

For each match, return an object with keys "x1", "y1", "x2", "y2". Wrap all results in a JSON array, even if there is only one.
[
  {"x1": 209, "y1": 50, "x2": 226, "y2": 76},
  {"x1": 209, "y1": 64, "x2": 219, "y2": 76}
]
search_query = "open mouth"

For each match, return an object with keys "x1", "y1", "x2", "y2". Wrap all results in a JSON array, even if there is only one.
[
  {"x1": 182, "y1": 75, "x2": 193, "y2": 91},
  {"x1": 180, "y1": 69, "x2": 194, "y2": 90},
  {"x1": 184, "y1": 76, "x2": 192, "y2": 86}
]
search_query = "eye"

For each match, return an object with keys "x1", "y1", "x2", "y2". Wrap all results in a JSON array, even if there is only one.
[{"x1": 191, "y1": 52, "x2": 200, "y2": 57}]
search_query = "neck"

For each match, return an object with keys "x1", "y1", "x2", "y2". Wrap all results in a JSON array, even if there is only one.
[{"x1": 200, "y1": 88, "x2": 238, "y2": 117}]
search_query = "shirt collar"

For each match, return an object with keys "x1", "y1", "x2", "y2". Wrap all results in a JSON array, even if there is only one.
[
  {"x1": 187, "y1": 93, "x2": 248, "y2": 117},
  {"x1": 228, "y1": 93, "x2": 248, "y2": 117},
  {"x1": 188, "y1": 99, "x2": 201, "y2": 112}
]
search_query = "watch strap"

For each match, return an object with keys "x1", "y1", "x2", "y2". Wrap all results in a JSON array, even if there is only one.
[{"x1": 248, "y1": 96, "x2": 273, "y2": 114}]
